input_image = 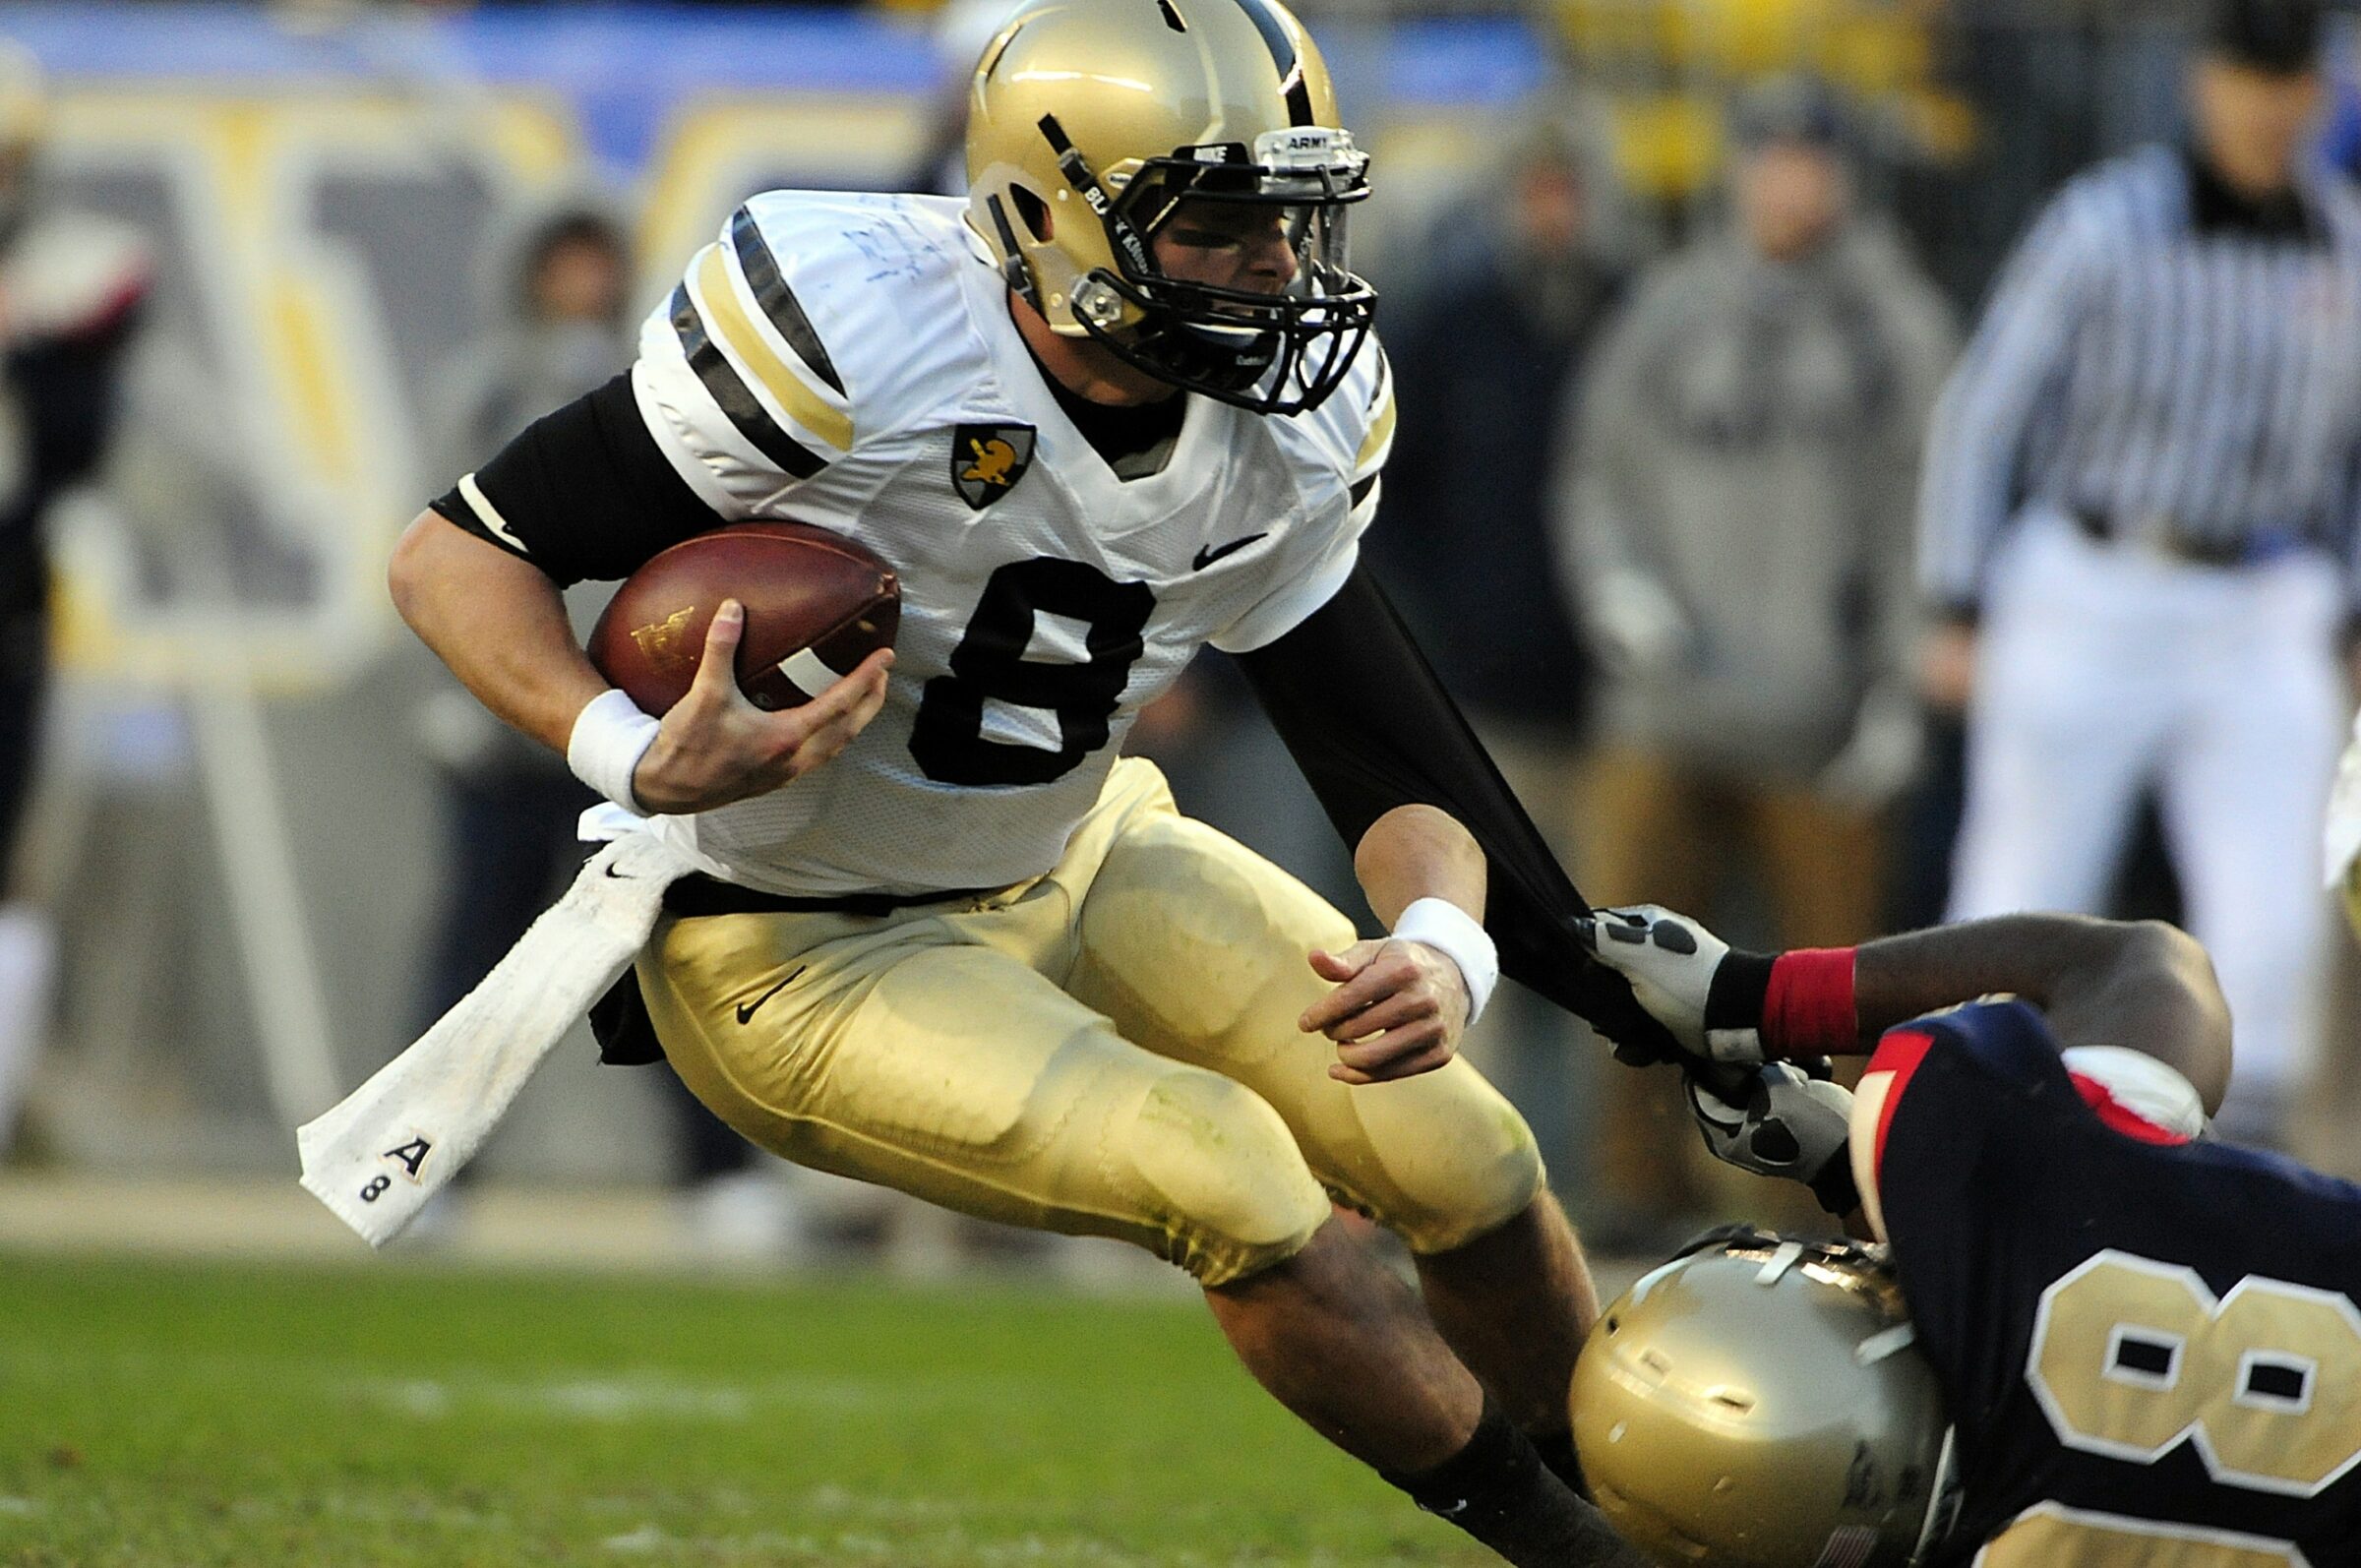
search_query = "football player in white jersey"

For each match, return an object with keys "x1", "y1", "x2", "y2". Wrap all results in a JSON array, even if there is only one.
[{"x1": 390, "y1": 3, "x2": 1649, "y2": 1561}]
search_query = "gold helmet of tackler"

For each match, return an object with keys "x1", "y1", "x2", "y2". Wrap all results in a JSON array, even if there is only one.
[
  {"x1": 1572, "y1": 1228, "x2": 1962, "y2": 1568},
  {"x1": 963, "y1": 0, "x2": 1375, "y2": 415}
]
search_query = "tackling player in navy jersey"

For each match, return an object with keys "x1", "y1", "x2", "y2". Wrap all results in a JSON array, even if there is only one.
[{"x1": 1572, "y1": 906, "x2": 2360, "y2": 1566}]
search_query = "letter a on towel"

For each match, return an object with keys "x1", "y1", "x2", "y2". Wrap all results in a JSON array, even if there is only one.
[{"x1": 296, "y1": 833, "x2": 695, "y2": 1246}]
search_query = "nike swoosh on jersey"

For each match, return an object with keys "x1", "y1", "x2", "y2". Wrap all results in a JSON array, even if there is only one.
[
  {"x1": 735, "y1": 967, "x2": 807, "y2": 1025},
  {"x1": 458, "y1": 472, "x2": 532, "y2": 557},
  {"x1": 1192, "y1": 533, "x2": 1268, "y2": 571}
]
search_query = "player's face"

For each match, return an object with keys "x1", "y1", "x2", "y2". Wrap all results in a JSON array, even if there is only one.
[{"x1": 1150, "y1": 200, "x2": 1301, "y2": 295}]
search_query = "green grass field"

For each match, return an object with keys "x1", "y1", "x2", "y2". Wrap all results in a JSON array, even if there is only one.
[{"x1": 0, "y1": 1252, "x2": 1497, "y2": 1567}]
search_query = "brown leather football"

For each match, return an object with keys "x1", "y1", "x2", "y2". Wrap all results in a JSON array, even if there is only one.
[{"x1": 586, "y1": 521, "x2": 900, "y2": 716}]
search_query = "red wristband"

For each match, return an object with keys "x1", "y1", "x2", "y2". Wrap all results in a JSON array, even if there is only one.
[{"x1": 1762, "y1": 947, "x2": 1857, "y2": 1056}]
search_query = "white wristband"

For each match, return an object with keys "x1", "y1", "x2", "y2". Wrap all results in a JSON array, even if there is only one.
[
  {"x1": 1390, "y1": 896, "x2": 1499, "y2": 1025},
  {"x1": 566, "y1": 688, "x2": 660, "y2": 813}
]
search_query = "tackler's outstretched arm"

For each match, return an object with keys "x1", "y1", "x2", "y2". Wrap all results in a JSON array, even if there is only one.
[{"x1": 1583, "y1": 906, "x2": 2232, "y2": 1114}]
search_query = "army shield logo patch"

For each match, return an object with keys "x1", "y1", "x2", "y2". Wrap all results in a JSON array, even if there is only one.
[{"x1": 952, "y1": 423, "x2": 1036, "y2": 511}]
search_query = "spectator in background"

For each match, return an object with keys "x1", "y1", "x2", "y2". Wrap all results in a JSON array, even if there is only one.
[
  {"x1": 1921, "y1": 0, "x2": 2361, "y2": 1153},
  {"x1": 1555, "y1": 76, "x2": 1955, "y2": 1245},
  {"x1": 0, "y1": 42, "x2": 149, "y2": 1160},
  {"x1": 1367, "y1": 105, "x2": 1630, "y2": 1188},
  {"x1": 407, "y1": 195, "x2": 774, "y2": 1252}
]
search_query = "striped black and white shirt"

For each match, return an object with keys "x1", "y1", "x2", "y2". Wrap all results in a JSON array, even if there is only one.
[{"x1": 1918, "y1": 146, "x2": 2361, "y2": 607}]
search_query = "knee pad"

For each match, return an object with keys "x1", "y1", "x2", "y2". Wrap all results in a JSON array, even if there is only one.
[
  {"x1": 1364, "y1": 1095, "x2": 1544, "y2": 1257},
  {"x1": 1125, "y1": 1068, "x2": 1329, "y2": 1288},
  {"x1": 1081, "y1": 814, "x2": 1357, "y2": 1049}
]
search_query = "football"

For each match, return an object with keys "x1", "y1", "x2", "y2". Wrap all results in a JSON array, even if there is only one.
[{"x1": 586, "y1": 521, "x2": 900, "y2": 715}]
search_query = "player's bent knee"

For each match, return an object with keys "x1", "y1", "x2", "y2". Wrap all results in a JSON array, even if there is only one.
[
  {"x1": 1377, "y1": 1103, "x2": 1544, "y2": 1257},
  {"x1": 1125, "y1": 1068, "x2": 1329, "y2": 1289}
]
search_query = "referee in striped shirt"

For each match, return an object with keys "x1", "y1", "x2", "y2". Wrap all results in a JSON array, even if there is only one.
[{"x1": 1920, "y1": 0, "x2": 2361, "y2": 1147}]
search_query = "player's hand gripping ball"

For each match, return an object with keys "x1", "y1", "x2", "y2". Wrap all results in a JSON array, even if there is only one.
[{"x1": 587, "y1": 522, "x2": 899, "y2": 715}]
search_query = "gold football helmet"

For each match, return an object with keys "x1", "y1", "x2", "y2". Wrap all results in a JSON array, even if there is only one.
[
  {"x1": 964, "y1": 0, "x2": 1374, "y2": 414},
  {"x1": 1573, "y1": 1229, "x2": 1960, "y2": 1568}
]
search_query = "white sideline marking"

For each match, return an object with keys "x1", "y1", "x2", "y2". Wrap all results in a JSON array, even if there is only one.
[
  {"x1": 602, "y1": 1525, "x2": 667, "y2": 1553},
  {"x1": 348, "y1": 1367, "x2": 1032, "y2": 1425}
]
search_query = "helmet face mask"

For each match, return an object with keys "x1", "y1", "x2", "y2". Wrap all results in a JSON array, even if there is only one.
[
  {"x1": 965, "y1": 0, "x2": 1377, "y2": 416},
  {"x1": 1072, "y1": 130, "x2": 1373, "y2": 413}
]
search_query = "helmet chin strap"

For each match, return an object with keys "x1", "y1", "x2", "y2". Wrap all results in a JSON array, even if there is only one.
[
  {"x1": 1037, "y1": 114, "x2": 1154, "y2": 280},
  {"x1": 1072, "y1": 263, "x2": 1373, "y2": 414},
  {"x1": 984, "y1": 194, "x2": 1041, "y2": 314},
  {"x1": 1070, "y1": 288, "x2": 1271, "y2": 398}
]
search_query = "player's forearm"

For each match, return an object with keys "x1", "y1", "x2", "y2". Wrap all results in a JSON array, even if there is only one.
[
  {"x1": 388, "y1": 509, "x2": 611, "y2": 755},
  {"x1": 1853, "y1": 914, "x2": 2232, "y2": 1107},
  {"x1": 1854, "y1": 913, "x2": 2153, "y2": 1031},
  {"x1": 1354, "y1": 804, "x2": 1485, "y2": 927}
]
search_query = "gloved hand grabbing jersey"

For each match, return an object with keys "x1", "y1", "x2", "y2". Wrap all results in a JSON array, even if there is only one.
[
  {"x1": 1686, "y1": 1062, "x2": 1861, "y2": 1216},
  {"x1": 1574, "y1": 905, "x2": 1860, "y2": 1066},
  {"x1": 1574, "y1": 905, "x2": 1754, "y2": 1067},
  {"x1": 1577, "y1": 905, "x2": 1864, "y2": 1214}
]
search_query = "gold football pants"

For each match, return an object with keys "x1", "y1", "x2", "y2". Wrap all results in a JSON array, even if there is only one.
[{"x1": 640, "y1": 758, "x2": 1544, "y2": 1287}]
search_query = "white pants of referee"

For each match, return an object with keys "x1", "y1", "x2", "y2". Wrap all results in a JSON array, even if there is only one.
[{"x1": 1949, "y1": 506, "x2": 2347, "y2": 1116}]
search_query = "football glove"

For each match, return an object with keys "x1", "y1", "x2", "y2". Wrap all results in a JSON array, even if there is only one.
[
  {"x1": 1686, "y1": 1061, "x2": 1861, "y2": 1216},
  {"x1": 1575, "y1": 905, "x2": 1775, "y2": 1068}
]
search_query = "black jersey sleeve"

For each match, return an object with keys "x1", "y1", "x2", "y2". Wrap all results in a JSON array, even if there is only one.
[
  {"x1": 1234, "y1": 561, "x2": 1681, "y2": 1056},
  {"x1": 429, "y1": 371, "x2": 723, "y2": 586}
]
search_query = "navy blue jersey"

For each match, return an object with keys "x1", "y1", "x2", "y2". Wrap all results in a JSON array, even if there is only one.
[{"x1": 1867, "y1": 1000, "x2": 2361, "y2": 1566}]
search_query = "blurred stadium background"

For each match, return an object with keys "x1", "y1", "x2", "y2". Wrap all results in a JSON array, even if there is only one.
[
  {"x1": 22, "y1": 0, "x2": 2349, "y2": 1191},
  {"x1": 4, "y1": 0, "x2": 2361, "y2": 1560}
]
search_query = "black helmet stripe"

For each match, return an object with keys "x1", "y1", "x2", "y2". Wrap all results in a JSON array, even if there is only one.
[
  {"x1": 1229, "y1": 0, "x2": 1313, "y2": 123},
  {"x1": 1281, "y1": 63, "x2": 1313, "y2": 126},
  {"x1": 1230, "y1": 0, "x2": 1298, "y2": 76}
]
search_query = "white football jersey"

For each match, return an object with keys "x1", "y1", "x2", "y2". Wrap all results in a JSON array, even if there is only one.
[{"x1": 620, "y1": 191, "x2": 1395, "y2": 896}]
